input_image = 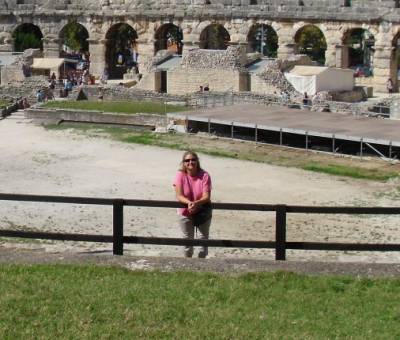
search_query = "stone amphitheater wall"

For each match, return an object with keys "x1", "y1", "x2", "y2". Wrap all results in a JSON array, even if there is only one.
[{"x1": 2, "y1": 1, "x2": 400, "y2": 91}]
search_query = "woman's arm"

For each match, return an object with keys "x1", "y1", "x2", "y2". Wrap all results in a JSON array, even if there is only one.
[
  {"x1": 174, "y1": 185, "x2": 192, "y2": 205},
  {"x1": 194, "y1": 191, "x2": 211, "y2": 205},
  {"x1": 190, "y1": 191, "x2": 211, "y2": 212}
]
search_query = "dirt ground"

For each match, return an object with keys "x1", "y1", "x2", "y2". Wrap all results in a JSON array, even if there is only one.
[
  {"x1": 1, "y1": 113, "x2": 400, "y2": 263},
  {"x1": 1, "y1": 246, "x2": 400, "y2": 278}
]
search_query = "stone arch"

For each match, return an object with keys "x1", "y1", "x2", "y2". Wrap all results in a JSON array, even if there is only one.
[
  {"x1": 294, "y1": 24, "x2": 327, "y2": 65},
  {"x1": 199, "y1": 24, "x2": 230, "y2": 50},
  {"x1": 105, "y1": 23, "x2": 138, "y2": 79},
  {"x1": 154, "y1": 23, "x2": 183, "y2": 55},
  {"x1": 12, "y1": 23, "x2": 43, "y2": 52},
  {"x1": 247, "y1": 24, "x2": 278, "y2": 58},
  {"x1": 390, "y1": 31, "x2": 400, "y2": 91},
  {"x1": 59, "y1": 22, "x2": 89, "y2": 57},
  {"x1": 342, "y1": 28, "x2": 375, "y2": 77}
]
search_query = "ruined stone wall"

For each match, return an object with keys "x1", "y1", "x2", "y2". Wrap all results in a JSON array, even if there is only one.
[
  {"x1": 181, "y1": 46, "x2": 246, "y2": 71},
  {"x1": 250, "y1": 75, "x2": 280, "y2": 95},
  {"x1": 168, "y1": 69, "x2": 243, "y2": 94},
  {"x1": 135, "y1": 72, "x2": 157, "y2": 92},
  {"x1": 1, "y1": 1, "x2": 400, "y2": 92},
  {"x1": 77, "y1": 85, "x2": 382, "y2": 118},
  {"x1": 0, "y1": 78, "x2": 48, "y2": 103},
  {"x1": 81, "y1": 86, "x2": 188, "y2": 104},
  {"x1": 3, "y1": 1, "x2": 400, "y2": 19}
]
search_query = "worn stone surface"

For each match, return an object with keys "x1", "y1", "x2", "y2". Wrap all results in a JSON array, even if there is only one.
[
  {"x1": 1, "y1": 246, "x2": 400, "y2": 278},
  {"x1": 255, "y1": 59, "x2": 298, "y2": 96},
  {"x1": 181, "y1": 46, "x2": 246, "y2": 71},
  {"x1": 0, "y1": 78, "x2": 49, "y2": 103}
]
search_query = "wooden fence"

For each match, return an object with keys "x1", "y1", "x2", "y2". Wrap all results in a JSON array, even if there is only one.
[{"x1": 1, "y1": 193, "x2": 400, "y2": 260}]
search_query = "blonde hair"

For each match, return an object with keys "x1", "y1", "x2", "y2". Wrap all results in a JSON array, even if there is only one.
[{"x1": 179, "y1": 150, "x2": 203, "y2": 173}]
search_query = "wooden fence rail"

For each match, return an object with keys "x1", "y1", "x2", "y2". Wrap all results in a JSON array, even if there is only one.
[{"x1": 1, "y1": 193, "x2": 400, "y2": 260}]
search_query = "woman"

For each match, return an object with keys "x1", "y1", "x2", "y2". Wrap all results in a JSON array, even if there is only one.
[{"x1": 173, "y1": 151, "x2": 212, "y2": 258}]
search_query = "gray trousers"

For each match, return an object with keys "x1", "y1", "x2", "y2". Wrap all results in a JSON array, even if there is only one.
[{"x1": 178, "y1": 215, "x2": 211, "y2": 258}]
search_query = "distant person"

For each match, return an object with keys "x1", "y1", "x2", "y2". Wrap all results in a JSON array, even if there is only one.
[
  {"x1": 101, "y1": 68, "x2": 109, "y2": 84},
  {"x1": 22, "y1": 98, "x2": 30, "y2": 109},
  {"x1": 98, "y1": 87, "x2": 104, "y2": 100},
  {"x1": 302, "y1": 92, "x2": 310, "y2": 108},
  {"x1": 64, "y1": 79, "x2": 73, "y2": 96},
  {"x1": 48, "y1": 78, "x2": 55, "y2": 90},
  {"x1": 36, "y1": 89, "x2": 43, "y2": 102},
  {"x1": 17, "y1": 97, "x2": 24, "y2": 109},
  {"x1": 387, "y1": 78, "x2": 394, "y2": 94},
  {"x1": 173, "y1": 151, "x2": 212, "y2": 258},
  {"x1": 281, "y1": 90, "x2": 289, "y2": 104},
  {"x1": 198, "y1": 85, "x2": 203, "y2": 92}
]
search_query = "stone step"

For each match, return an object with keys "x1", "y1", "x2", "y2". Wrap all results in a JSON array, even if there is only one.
[
  {"x1": 6, "y1": 110, "x2": 29, "y2": 121},
  {"x1": 11, "y1": 111, "x2": 26, "y2": 117}
]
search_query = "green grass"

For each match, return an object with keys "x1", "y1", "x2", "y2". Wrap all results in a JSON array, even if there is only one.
[
  {"x1": 0, "y1": 265, "x2": 399, "y2": 339},
  {"x1": 121, "y1": 132, "x2": 241, "y2": 159},
  {"x1": 42, "y1": 100, "x2": 189, "y2": 114},
  {"x1": 302, "y1": 163, "x2": 399, "y2": 181},
  {"x1": 120, "y1": 133, "x2": 399, "y2": 181},
  {"x1": 0, "y1": 100, "x2": 10, "y2": 108}
]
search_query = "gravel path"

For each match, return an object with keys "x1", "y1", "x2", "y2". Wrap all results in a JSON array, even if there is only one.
[
  {"x1": 1, "y1": 112, "x2": 400, "y2": 263},
  {"x1": 1, "y1": 246, "x2": 400, "y2": 278}
]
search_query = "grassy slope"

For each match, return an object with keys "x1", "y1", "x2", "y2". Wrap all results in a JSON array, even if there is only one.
[{"x1": 0, "y1": 265, "x2": 399, "y2": 339}]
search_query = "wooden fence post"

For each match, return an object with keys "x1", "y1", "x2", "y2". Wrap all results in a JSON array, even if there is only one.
[
  {"x1": 113, "y1": 199, "x2": 124, "y2": 255},
  {"x1": 275, "y1": 204, "x2": 287, "y2": 261}
]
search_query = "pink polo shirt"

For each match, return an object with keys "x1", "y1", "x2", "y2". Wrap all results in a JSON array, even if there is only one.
[{"x1": 173, "y1": 170, "x2": 212, "y2": 216}]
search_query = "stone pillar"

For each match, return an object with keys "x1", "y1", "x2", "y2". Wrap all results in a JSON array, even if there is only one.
[
  {"x1": 278, "y1": 43, "x2": 295, "y2": 60},
  {"x1": 335, "y1": 45, "x2": 349, "y2": 68},
  {"x1": 325, "y1": 44, "x2": 337, "y2": 67},
  {"x1": 137, "y1": 38, "x2": 156, "y2": 75},
  {"x1": 277, "y1": 23, "x2": 295, "y2": 60},
  {"x1": 42, "y1": 37, "x2": 60, "y2": 58},
  {"x1": 372, "y1": 45, "x2": 392, "y2": 93},
  {"x1": 89, "y1": 39, "x2": 107, "y2": 77}
]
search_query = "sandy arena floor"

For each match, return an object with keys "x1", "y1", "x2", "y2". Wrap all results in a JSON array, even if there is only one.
[{"x1": 1, "y1": 113, "x2": 400, "y2": 263}]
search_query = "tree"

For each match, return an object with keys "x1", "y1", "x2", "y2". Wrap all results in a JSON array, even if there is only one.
[
  {"x1": 201, "y1": 25, "x2": 230, "y2": 50},
  {"x1": 13, "y1": 24, "x2": 43, "y2": 52},
  {"x1": 61, "y1": 22, "x2": 89, "y2": 53},
  {"x1": 248, "y1": 25, "x2": 278, "y2": 58},
  {"x1": 296, "y1": 25, "x2": 327, "y2": 65}
]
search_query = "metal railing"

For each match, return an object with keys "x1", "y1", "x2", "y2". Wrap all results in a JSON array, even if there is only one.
[
  {"x1": 1, "y1": 193, "x2": 400, "y2": 260},
  {"x1": 188, "y1": 92, "x2": 392, "y2": 118}
]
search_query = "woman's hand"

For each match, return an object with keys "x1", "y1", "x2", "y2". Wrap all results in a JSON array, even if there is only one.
[{"x1": 188, "y1": 201, "x2": 199, "y2": 213}]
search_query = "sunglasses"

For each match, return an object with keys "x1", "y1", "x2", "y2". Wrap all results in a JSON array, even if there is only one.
[{"x1": 184, "y1": 158, "x2": 197, "y2": 163}]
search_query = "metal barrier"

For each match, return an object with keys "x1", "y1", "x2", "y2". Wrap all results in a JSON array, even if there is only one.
[
  {"x1": 1, "y1": 193, "x2": 400, "y2": 260},
  {"x1": 188, "y1": 92, "x2": 392, "y2": 118}
]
